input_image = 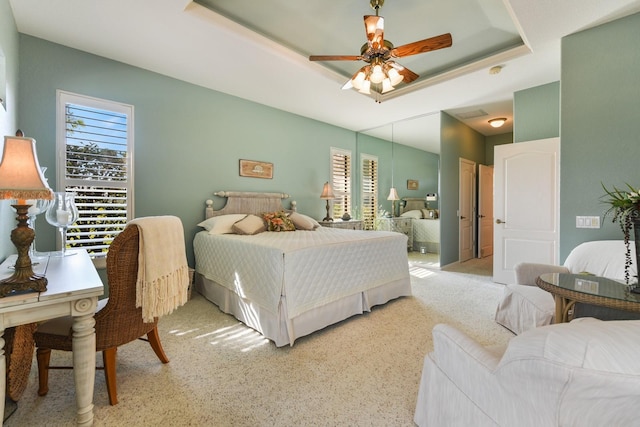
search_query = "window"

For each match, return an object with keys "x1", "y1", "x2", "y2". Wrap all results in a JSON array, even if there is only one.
[
  {"x1": 361, "y1": 154, "x2": 378, "y2": 230},
  {"x1": 330, "y1": 147, "x2": 352, "y2": 219},
  {"x1": 56, "y1": 91, "x2": 134, "y2": 258}
]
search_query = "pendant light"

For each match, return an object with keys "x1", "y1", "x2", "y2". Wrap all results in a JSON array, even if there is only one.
[{"x1": 386, "y1": 125, "x2": 399, "y2": 217}]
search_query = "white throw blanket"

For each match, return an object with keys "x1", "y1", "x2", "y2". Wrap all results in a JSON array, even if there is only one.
[{"x1": 129, "y1": 216, "x2": 189, "y2": 322}]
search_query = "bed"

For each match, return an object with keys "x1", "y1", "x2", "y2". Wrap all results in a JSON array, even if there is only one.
[
  {"x1": 193, "y1": 191, "x2": 411, "y2": 347},
  {"x1": 400, "y1": 198, "x2": 440, "y2": 253}
]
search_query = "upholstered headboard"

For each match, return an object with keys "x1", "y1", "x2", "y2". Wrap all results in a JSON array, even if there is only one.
[
  {"x1": 205, "y1": 191, "x2": 296, "y2": 219},
  {"x1": 400, "y1": 197, "x2": 426, "y2": 214}
]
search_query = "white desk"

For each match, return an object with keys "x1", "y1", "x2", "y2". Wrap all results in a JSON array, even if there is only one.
[{"x1": 0, "y1": 250, "x2": 103, "y2": 426}]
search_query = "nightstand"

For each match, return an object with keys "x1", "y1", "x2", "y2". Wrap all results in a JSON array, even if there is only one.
[
  {"x1": 319, "y1": 219, "x2": 363, "y2": 230},
  {"x1": 376, "y1": 217, "x2": 413, "y2": 250}
]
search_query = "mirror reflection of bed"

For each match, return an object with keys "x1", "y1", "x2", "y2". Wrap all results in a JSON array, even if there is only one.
[{"x1": 400, "y1": 197, "x2": 440, "y2": 268}]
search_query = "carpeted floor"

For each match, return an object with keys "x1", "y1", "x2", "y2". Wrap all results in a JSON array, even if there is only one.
[{"x1": 5, "y1": 255, "x2": 513, "y2": 427}]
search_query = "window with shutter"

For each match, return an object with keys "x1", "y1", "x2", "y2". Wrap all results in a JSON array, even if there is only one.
[
  {"x1": 56, "y1": 91, "x2": 133, "y2": 258},
  {"x1": 330, "y1": 147, "x2": 352, "y2": 219},
  {"x1": 361, "y1": 154, "x2": 378, "y2": 230}
]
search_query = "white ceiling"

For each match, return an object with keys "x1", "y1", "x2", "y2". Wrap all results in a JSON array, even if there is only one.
[{"x1": 9, "y1": 0, "x2": 640, "y2": 153}]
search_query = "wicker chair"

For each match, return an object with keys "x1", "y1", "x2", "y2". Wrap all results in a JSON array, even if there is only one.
[{"x1": 33, "y1": 225, "x2": 170, "y2": 405}]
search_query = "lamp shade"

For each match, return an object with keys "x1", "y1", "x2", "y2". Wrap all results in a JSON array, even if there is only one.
[
  {"x1": 320, "y1": 182, "x2": 335, "y2": 200},
  {"x1": 387, "y1": 187, "x2": 400, "y2": 201},
  {"x1": 0, "y1": 136, "x2": 53, "y2": 201}
]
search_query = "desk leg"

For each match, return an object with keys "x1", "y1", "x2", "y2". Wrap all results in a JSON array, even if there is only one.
[
  {"x1": 0, "y1": 328, "x2": 5, "y2": 426},
  {"x1": 72, "y1": 299, "x2": 97, "y2": 427}
]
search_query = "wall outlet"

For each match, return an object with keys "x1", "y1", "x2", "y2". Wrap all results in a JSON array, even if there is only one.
[{"x1": 576, "y1": 216, "x2": 600, "y2": 229}]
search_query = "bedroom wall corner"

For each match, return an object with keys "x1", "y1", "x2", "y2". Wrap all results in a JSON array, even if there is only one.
[{"x1": 439, "y1": 112, "x2": 486, "y2": 266}]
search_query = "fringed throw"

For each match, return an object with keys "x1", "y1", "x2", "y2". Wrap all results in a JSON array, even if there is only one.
[{"x1": 129, "y1": 216, "x2": 189, "y2": 322}]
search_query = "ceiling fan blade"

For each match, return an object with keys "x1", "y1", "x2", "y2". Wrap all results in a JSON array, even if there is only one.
[
  {"x1": 364, "y1": 15, "x2": 384, "y2": 50},
  {"x1": 391, "y1": 33, "x2": 452, "y2": 58},
  {"x1": 389, "y1": 62, "x2": 419, "y2": 83},
  {"x1": 309, "y1": 55, "x2": 362, "y2": 61}
]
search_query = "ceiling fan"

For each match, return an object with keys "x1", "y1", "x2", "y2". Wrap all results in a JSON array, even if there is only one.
[{"x1": 309, "y1": 0, "x2": 452, "y2": 98}]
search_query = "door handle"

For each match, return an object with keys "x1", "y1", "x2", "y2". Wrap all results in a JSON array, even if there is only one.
[
  {"x1": 460, "y1": 216, "x2": 466, "y2": 220},
  {"x1": 478, "y1": 214, "x2": 485, "y2": 218},
  {"x1": 496, "y1": 219, "x2": 506, "y2": 224}
]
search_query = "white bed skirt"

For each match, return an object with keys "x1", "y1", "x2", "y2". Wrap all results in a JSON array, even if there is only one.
[{"x1": 194, "y1": 272, "x2": 411, "y2": 347}]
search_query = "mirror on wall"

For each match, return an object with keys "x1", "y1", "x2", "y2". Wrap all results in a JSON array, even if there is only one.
[{"x1": 357, "y1": 113, "x2": 441, "y2": 266}]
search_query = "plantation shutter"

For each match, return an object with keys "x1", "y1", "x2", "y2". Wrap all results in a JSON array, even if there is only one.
[
  {"x1": 361, "y1": 154, "x2": 378, "y2": 230},
  {"x1": 58, "y1": 91, "x2": 133, "y2": 258},
  {"x1": 330, "y1": 148, "x2": 352, "y2": 219}
]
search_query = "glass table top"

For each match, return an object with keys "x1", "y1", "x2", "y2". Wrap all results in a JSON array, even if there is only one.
[{"x1": 538, "y1": 273, "x2": 640, "y2": 305}]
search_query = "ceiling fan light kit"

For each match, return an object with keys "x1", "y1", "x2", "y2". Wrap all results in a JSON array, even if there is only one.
[{"x1": 309, "y1": 0, "x2": 453, "y2": 101}]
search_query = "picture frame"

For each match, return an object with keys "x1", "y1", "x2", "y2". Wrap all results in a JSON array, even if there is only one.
[
  {"x1": 239, "y1": 159, "x2": 273, "y2": 179},
  {"x1": 407, "y1": 179, "x2": 419, "y2": 190}
]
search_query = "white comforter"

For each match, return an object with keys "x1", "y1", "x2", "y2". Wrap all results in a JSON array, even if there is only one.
[{"x1": 194, "y1": 227, "x2": 410, "y2": 319}]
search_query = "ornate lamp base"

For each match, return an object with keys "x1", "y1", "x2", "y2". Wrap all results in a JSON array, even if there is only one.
[
  {"x1": 323, "y1": 200, "x2": 333, "y2": 222},
  {"x1": 0, "y1": 204, "x2": 47, "y2": 297}
]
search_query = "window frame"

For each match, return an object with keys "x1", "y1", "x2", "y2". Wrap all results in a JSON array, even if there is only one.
[
  {"x1": 360, "y1": 153, "x2": 379, "y2": 230},
  {"x1": 329, "y1": 147, "x2": 352, "y2": 219},
  {"x1": 55, "y1": 90, "x2": 134, "y2": 258}
]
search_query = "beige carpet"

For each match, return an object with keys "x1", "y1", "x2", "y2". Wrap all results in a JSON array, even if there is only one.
[{"x1": 5, "y1": 255, "x2": 513, "y2": 427}]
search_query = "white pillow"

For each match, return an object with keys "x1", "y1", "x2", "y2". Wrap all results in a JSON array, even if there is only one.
[
  {"x1": 289, "y1": 212, "x2": 320, "y2": 230},
  {"x1": 198, "y1": 214, "x2": 247, "y2": 235},
  {"x1": 400, "y1": 209, "x2": 423, "y2": 219}
]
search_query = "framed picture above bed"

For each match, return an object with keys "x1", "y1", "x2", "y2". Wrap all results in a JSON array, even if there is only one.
[
  {"x1": 239, "y1": 159, "x2": 273, "y2": 179},
  {"x1": 407, "y1": 179, "x2": 419, "y2": 190}
]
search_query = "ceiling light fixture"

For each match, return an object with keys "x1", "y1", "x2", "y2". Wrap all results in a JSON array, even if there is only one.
[
  {"x1": 310, "y1": 0, "x2": 453, "y2": 100},
  {"x1": 342, "y1": 58, "x2": 404, "y2": 94},
  {"x1": 489, "y1": 118, "x2": 507, "y2": 128}
]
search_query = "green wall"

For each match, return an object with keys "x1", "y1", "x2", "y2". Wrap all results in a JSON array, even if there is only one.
[
  {"x1": 513, "y1": 81, "x2": 560, "y2": 143},
  {"x1": 439, "y1": 112, "x2": 486, "y2": 266},
  {"x1": 14, "y1": 34, "x2": 438, "y2": 266},
  {"x1": 0, "y1": 0, "x2": 20, "y2": 262},
  {"x1": 485, "y1": 132, "x2": 513, "y2": 165},
  {"x1": 559, "y1": 12, "x2": 640, "y2": 259}
]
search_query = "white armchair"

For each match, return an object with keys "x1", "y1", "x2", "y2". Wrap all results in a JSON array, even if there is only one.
[
  {"x1": 414, "y1": 318, "x2": 640, "y2": 427},
  {"x1": 494, "y1": 240, "x2": 637, "y2": 334}
]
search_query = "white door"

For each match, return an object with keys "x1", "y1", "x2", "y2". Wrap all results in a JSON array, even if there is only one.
[
  {"x1": 459, "y1": 158, "x2": 476, "y2": 262},
  {"x1": 478, "y1": 164, "x2": 494, "y2": 258},
  {"x1": 493, "y1": 138, "x2": 560, "y2": 284}
]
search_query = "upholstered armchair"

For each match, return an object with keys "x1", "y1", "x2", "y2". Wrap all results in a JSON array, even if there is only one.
[
  {"x1": 494, "y1": 240, "x2": 638, "y2": 334},
  {"x1": 414, "y1": 318, "x2": 640, "y2": 427}
]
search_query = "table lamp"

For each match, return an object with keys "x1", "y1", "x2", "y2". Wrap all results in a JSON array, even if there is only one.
[
  {"x1": 387, "y1": 187, "x2": 399, "y2": 217},
  {"x1": 320, "y1": 182, "x2": 335, "y2": 221},
  {"x1": 0, "y1": 136, "x2": 53, "y2": 296}
]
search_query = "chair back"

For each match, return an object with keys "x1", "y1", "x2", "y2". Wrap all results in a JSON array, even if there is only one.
[{"x1": 94, "y1": 224, "x2": 157, "y2": 350}]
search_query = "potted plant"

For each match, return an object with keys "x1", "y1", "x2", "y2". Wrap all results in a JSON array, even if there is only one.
[{"x1": 602, "y1": 182, "x2": 640, "y2": 287}]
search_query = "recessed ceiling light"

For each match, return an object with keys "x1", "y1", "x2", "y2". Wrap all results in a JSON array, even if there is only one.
[{"x1": 489, "y1": 118, "x2": 507, "y2": 128}]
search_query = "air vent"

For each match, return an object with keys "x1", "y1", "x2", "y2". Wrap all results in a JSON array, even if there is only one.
[{"x1": 456, "y1": 109, "x2": 488, "y2": 120}]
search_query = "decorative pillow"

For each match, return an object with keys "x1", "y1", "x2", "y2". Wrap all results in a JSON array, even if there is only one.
[
  {"x1": 289, "y1": 212, "x2": 319, "y2": 230},
  {"x1": 421, "y1": 209, "x2": 439, "y2": 219},
  {"x1": 232, "y1": 214, "x2": 266, "y2": 235},
  {"x1": 262, "y1": 211, "x2": 296, "y2": 232},
  {"x1": 400, "y1": 209, "x2": 423, "y2": 219},
  {"x1": 197, "y1": 214, "x2": 247, "y2": 235}
]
